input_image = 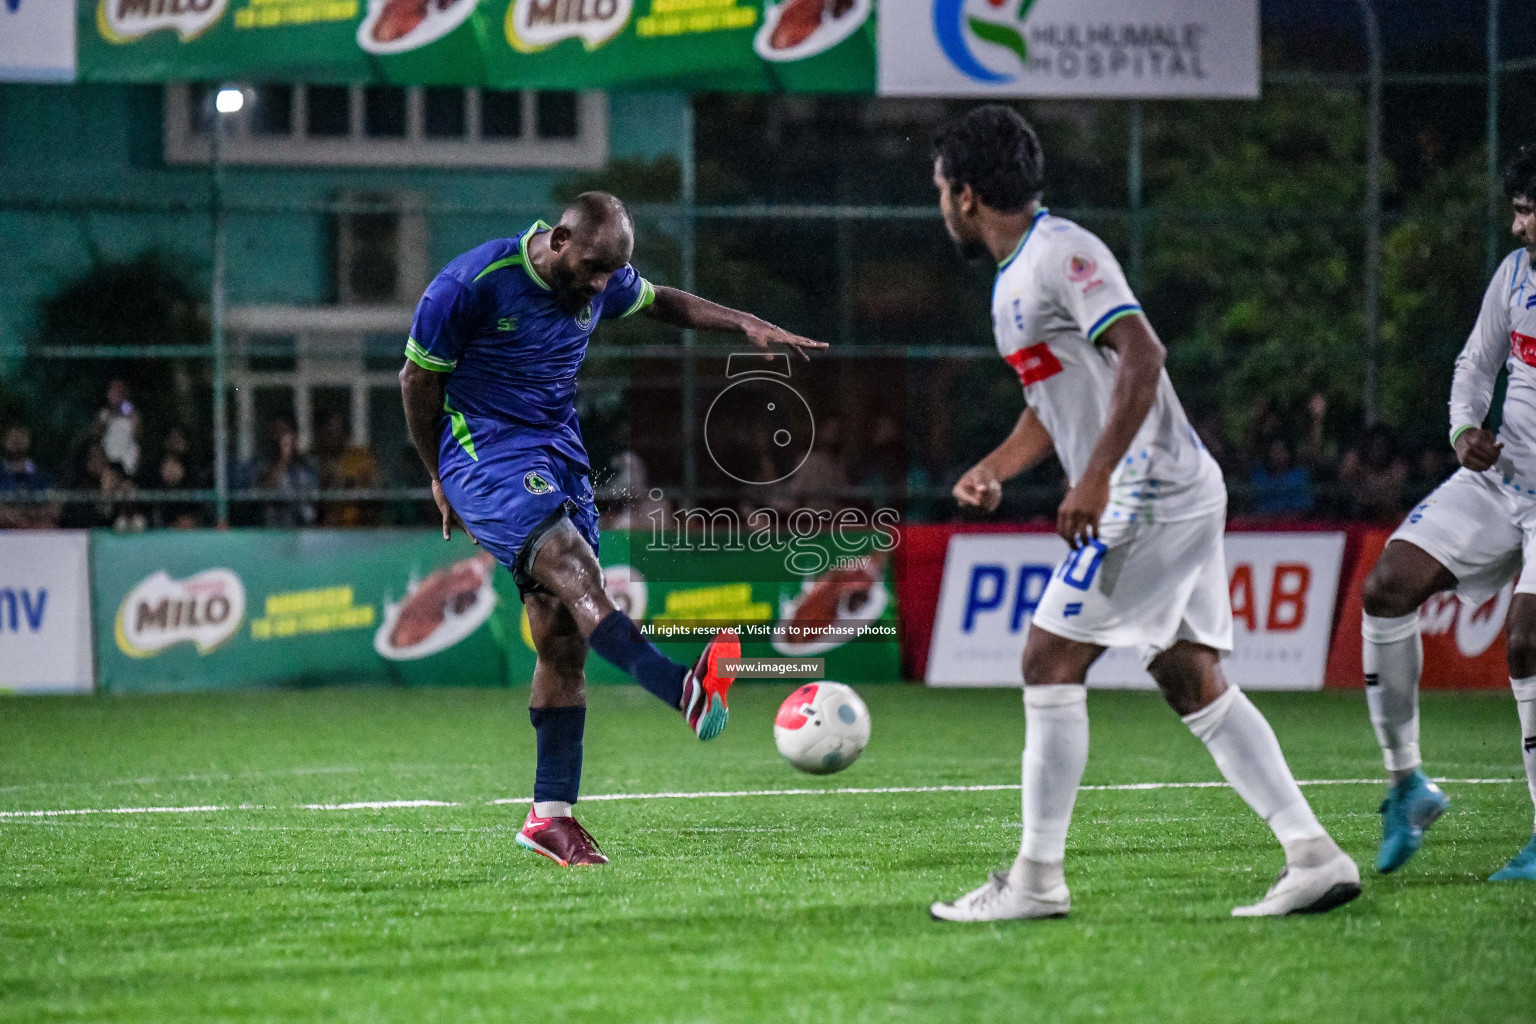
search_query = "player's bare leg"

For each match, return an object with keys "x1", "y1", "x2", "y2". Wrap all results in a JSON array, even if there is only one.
[
  {"x1": 530, "y1": 522, "x2": 738, "y2": 739},
  {"x1": 1148, "y1": 641, "x2": 1359, "y2": 915},
  {"x1": 516, "y1": 592, "x2": 608, "y2": 866},
  {"x1": 1360, "y1": 540, "x2": 1457, "y2": 871},
  {"x1": 931, "y1": 627, "x2": 1096, "y2": 922},
  {"x1": 1492, "y1": 594, "x2": 1536, "y2": 880}
]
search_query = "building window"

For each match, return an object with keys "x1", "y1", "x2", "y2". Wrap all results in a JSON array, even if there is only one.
[{"x1": 166, "y1": 84, "x2": 607, "y2": 168}]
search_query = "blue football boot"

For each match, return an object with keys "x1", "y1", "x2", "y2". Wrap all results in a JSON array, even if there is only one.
[
  {"x1": 1489, "y1": 834, "x2": 1536, "y2": 881},
  {"x1": 1376, "y1": 770, "x2": 1450, "y2": 873}
]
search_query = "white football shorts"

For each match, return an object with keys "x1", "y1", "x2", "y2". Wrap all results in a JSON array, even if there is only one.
[
  {"x1": 1032, "y1": 508, "x2": 1233, "y2": 665},
  {"x1": 1389, "y1": 468, "x2": 1534, "y2": 603}
]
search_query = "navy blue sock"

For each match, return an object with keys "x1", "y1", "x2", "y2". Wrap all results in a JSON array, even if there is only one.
[
  {"x1": 587, "y1": 610, "x2": 687, "y2": 708},
  {"x1": 529, "y1": 705, "x2": 585, "y2": 806}
]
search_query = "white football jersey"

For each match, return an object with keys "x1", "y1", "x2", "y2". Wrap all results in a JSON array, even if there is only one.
[
  {"x1": 991, "y1": 209, "x2": 1225, "y2": 524},
  {"x1": 1450, "y1": 248, "x2": 1536, "y2": 491}
]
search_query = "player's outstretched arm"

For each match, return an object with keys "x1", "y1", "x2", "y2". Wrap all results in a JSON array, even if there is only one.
[
  {"x1": 1056, "y1": 314, "x2": 1165, "y2": 547},
  {"x1": 644, "y1": 285, "x2": 828, "y2": 360},
  {"x1": 954, "y1": 408, "x2": 1055, "y2": 514},
  {"x1": 399, "y1": 360, "x2": 472, "y2": 543}
]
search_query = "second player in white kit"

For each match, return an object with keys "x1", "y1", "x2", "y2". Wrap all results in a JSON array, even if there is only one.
[
  {"x1": 926, "y1": 105, "x2": 1359, "y2": 922},
  {"x1": 1357, "y1": 142, "x2": 1536, "y2": 882}
]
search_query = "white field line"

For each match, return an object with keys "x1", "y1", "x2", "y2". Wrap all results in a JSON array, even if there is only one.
[{"x1": 0, "y1": 777, "x2": 1518, "y2": 820}]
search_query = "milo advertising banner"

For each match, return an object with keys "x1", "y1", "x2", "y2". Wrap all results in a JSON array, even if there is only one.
[
  {"x1": 91, "y1": 528, "x2": 898, "y2": 693},
  {"x1": 77, "y1": 0, "x2": 876, "y2": 91}
]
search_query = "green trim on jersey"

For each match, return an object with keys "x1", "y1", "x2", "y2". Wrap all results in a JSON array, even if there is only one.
[
  {"x1": 519, "y1": 220, "x2": 553, "y2": 291},
  {"x1": 405, "y1": 337, "x2": 455, "y2": 372},
  {"x1": 473, "y1": 255, "x2": 524, "y2": 283},
  {"x1": 444, "y1": 394, "x2": 478, "y2": 462},
  {"x1": 1450, "y1": 424, "x2": 1477, "y2": 447},
  {"x1": 997, "y1": 206, "x2": 1049, "y2": 273},
  {"x1": 621, "y1": 278, "x2": 656, "y2": 318}
]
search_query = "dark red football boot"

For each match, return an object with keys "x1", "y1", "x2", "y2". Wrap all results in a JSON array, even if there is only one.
[
  {"x1": 680, "y1": 628, "x2": 739, "y2": 741},
  {"x1": 516, "y1": 806, "x2": 609, "y2": 866}
]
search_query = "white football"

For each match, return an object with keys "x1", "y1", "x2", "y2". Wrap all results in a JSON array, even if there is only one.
[{"x1": 773, "y1": 681, "x2": 871, "y2": 775}]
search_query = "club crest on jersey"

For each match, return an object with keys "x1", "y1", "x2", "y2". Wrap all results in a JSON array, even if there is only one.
[
  {"x1": 575, "y1": 302, "x2": 594, "y2": 330},
  {"x1": 524, "y1": 471, "x2": 553, "y2": 495},
  {"x1": 1065, "y1": 253, "x2": 1098, "y2": 282}
]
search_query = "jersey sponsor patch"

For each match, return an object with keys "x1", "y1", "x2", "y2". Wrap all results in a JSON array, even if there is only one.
[
  {"x1": 524, "y1": 471, "x2": 553, "y2": 495},
  {"x1": 1513, "y1": 330, "x2": 1536, "y2": 368},
  {"x1": 1003, "y1": 342, "x2": 1064, "y2": 386}
]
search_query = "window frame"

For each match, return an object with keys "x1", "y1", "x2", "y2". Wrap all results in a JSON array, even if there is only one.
[{"x1": 165, "y1": 84, "x2": 608, "y2": 169}]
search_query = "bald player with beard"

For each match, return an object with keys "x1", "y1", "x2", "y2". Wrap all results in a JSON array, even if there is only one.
[{"x1": 400, "y1": 192, "x2": 826, "y2": 866}]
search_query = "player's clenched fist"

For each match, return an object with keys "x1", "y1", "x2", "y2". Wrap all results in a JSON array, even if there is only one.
[
  {"x1": 953, "y1": 463, "x2": 1003, "y2": 513},
  {"x1": 1453, "y1": 427, "x2": 1503, "y2": 472}
]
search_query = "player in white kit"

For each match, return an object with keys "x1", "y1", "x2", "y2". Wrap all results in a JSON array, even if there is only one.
[
  {"x1": 1357, "y1": 144, "x2": 1536, "y2": 882},
  {"x1": 926, "y1": 106, "x2": 1360, "y2": 921}
]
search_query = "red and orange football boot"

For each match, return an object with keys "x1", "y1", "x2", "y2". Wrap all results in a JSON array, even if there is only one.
[
  {"x1": 680, "y1": 628, "x2": 739, "y2": 741},
  {"x1": 515, "y1": 806, "x2": 609, "y2": 866}
]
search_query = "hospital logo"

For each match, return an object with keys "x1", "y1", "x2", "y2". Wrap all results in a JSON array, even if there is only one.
[
  {"x1": 934, "y1": 0, "x2": 1040, "y2": 84},
  {"x1": 524, "y1": 471, "x2": 553, "y2": 495}
]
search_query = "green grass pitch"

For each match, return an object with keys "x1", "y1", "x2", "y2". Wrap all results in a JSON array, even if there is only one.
[{"x1": 2, "y1": 684, "x2": 1533, "y2": 1023}]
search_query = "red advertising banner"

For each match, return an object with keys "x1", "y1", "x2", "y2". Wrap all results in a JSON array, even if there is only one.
[{"x1": 1324, "y1": 528, "x2": 1512, "y2": 690}]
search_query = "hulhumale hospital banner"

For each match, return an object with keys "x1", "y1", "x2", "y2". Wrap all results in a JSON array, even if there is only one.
[
  {"x1": 90, "y1": 528, "x2": 900, "y2": 693},
  {"x1": 60, "y1": 0, "x2": 1259, "y2": 96}
]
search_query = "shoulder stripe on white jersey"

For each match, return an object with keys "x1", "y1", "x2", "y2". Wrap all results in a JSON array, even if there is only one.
[{"x1": 1087, "y1": 303, "x2": 1143, "y2": 342}]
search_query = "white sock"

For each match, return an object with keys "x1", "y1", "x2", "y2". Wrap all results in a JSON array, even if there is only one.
[
  {"x1": 1010, "y1": 685, "x2": 1089, "y2": 886},
  {"x1": 1363, "y1": 612, "x2": 1423, "y2": 776},
  {"x1": 1182, "y1": 686, "x2": 1331, "y2": 864},
  {"x1": 1513, "y1": 676, "x2": 1536, "y2": 833},
  {"x1": 533, "y1": 800, "x2": 573, "y2": 818}
]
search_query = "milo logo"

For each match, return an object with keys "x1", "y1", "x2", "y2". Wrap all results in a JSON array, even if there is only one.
[
  {"x1": 115, "y1": 569, "x2": 246, "y2": 658},
  {"x1": 506, "y1": 0, "x2": 631, "y2": 52},
  {"x1": 98, "y1": 0, "x2": 228, "y2": 43}
]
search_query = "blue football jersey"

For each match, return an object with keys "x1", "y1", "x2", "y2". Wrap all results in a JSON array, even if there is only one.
[{"x1": 404, "y1": 220, "x2": 656, "y2": 474}]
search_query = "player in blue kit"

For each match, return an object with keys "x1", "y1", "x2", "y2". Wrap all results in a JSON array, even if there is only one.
[{"x1": 400, "y1": 192, "x2": 827, "y2": 866}]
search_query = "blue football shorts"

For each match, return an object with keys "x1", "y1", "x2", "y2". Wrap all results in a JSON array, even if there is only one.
[{"x1": 438, "y1": 445, "x2": 600, "y2": 600}]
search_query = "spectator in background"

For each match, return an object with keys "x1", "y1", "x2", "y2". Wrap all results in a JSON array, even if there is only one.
[
  {"x1": 597, "y1": 451, "x2": 671, "y2": 531},
  {"x1": 1339, "y1": 423, "x2": 1409, "y2": 523},
  {"x1": 95, "y1": 454, "x2": 146, "y2": 532},
  {"x1": 240, "y1": 416, "x2": 318, "y2": 527},
  {"x1": 857, "y1": 414, "x2": 907, "y2": 510},
  {"x1": 787, "y1": 416, "x2": 848, "y2": 513},
  {"x1": 0, "y1": 422, "x2": 61, "y2": 529},
  {"x1": 149, "y1": 446, "x2": 205, "y2": 529},
  {"x1": 1248, "y1": 437, "x2": 1315, "y2": 519},
  {"x1": 1192, "y1": 411, "x2": 1237, "y2": 477},
  {"x1": 96, "y1": 379, "x2": 141, "y2": 478},
  {"x1": 315, "y1": 412, "x2": 380, "y2": 527}
]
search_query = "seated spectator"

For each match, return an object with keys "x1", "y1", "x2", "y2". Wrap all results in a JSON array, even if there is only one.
[
  {"x1": 598, "y1": 451, "x2": 671, "y2": 531},
  {"x1": 856, "y1": 415, "x2": 907, "y2": 510},
  {"x1": 1339, "y1": 424, "x2": 1409, "y2": 523},
  {"x1": 0, "y1": 422, "x2": 61, "y2": 529},
  {"x1": 315, "y1": 412, "x2": 380, "y2": 527},
  {"x1": 96, "y1": 455, "x2": 146, "y2": 532},
  {"x1": 149, "y1": 449, "x2": 205, "y2": 529},
  {"x1": 1249, "y1": 438, "x2": 1315, "y2": 519},
  {"x1": 786, "y1": 416, "x2": 849, "y2": 513},
  {"x1": 239, "y1": 417, "x2": 318, "y2": 528}
]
